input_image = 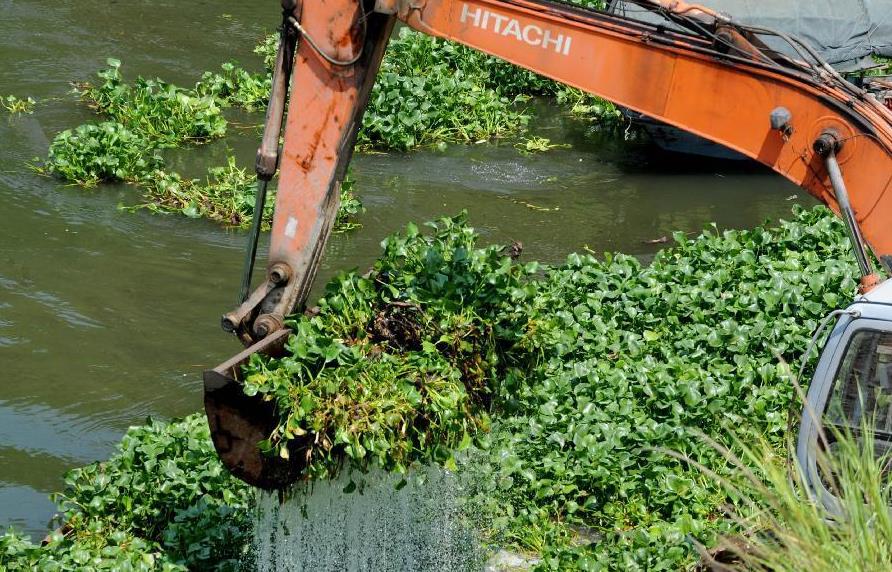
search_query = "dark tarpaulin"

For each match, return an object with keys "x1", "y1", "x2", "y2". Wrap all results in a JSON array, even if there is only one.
[{"x1": 610, "y1": 0, "x2": 892, "y2": 71}]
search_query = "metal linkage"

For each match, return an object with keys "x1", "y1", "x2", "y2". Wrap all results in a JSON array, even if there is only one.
[{"x1": 235, "y1": 2, "x2": 300, "y2": 307}]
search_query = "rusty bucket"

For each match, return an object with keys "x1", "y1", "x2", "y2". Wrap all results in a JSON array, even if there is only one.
[{"x1": 203, "y1": 329, "x2": 301, "y2": 490}]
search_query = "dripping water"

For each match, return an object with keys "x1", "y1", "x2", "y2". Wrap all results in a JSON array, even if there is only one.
[{"x1": 250, "y1": 466, "x2": 482, "y2": 571}]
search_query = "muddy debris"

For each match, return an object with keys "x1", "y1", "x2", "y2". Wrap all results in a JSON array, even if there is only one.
[{"x1": 368, "y1": 301, "x2": 424, "y2": 351}]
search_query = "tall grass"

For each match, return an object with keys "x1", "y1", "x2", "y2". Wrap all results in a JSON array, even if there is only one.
[{"x1": 700, "y1": 421, "x2": 892, "y2": 572}]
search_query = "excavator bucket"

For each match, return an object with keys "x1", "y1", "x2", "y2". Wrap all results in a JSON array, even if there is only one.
[{"x1": 203, "y1": 329, "x2": 301, "y2": 490}]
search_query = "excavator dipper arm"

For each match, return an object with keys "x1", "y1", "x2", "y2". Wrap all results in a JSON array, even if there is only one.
[{"x1": 206, "y1": 0, "x2": 892, "y2": 488}]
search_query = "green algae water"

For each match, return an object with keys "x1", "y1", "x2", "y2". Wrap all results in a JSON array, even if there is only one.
[{"x1": 0, "y1": 0, "x2": 811, "y2": 540}]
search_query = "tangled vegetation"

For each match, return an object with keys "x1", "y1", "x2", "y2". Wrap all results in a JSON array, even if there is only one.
[
  {"x1": 137, "y1": 160, "x2": 362, "y2": 232},
  {"x1": 0, "y1": 206, "x2": 873, "y2": 570},
  {"x1": 242, "y1": 214, "x2": 530, "y2": 476},
  {"x1": 136, "y1": 160, "x2": 265, "y2": 227}
]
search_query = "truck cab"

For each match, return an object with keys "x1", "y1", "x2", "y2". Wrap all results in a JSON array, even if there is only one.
[{"x1": 797, "y1": 279, "x2": 892, "y2": 505}]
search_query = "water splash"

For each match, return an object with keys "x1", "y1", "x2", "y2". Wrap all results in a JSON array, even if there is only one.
[{"x1": 251, "y1": 465, "x2": 481, "y2": 571}]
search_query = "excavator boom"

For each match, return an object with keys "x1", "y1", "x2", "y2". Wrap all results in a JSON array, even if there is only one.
[{"x1": 206, "y1": 0, "x2": 892, "y2": 488}]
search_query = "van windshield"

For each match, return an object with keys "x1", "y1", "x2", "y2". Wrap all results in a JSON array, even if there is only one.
[{"x1": 826, "y1": 329, "x2": 892, "y2": 440}]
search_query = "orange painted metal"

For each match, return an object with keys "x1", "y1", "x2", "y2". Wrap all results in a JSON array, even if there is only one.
[
  {"x1": 400, "y1": 0, "x2": 892, "y2": 270},
  {"x1": 264, "y1": 4, "x2": 395, "y2": 324}
]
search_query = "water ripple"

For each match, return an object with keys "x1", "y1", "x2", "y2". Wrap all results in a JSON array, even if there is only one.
[
  {"x1": 0, "y1": 275, "x2": 103, "y2": 330},
  {"x1": 0, "y1": 399, "x2": 117, "y2": 462}
]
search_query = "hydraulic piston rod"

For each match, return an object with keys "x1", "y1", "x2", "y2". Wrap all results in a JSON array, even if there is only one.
[{"x1": 814, "y1": 131, "x2": 880, "y2": 292}]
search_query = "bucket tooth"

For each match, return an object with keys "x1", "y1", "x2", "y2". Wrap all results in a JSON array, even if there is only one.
[{"x1": 204, "y1": 329, "x2": 300, "y2": 489}]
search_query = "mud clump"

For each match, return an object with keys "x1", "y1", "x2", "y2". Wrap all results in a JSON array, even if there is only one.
[{"x1": 368, "y1": 302, "x2": 424, "y2": 352}]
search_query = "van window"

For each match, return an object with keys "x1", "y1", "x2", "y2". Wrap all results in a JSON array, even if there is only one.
[{"x1": 826, "y1": 330, "x2": 892, "y2": 437}]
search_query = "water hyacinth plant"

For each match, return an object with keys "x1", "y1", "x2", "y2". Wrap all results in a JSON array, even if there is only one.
[
  {"x1": 473, "y1": 208, "x2": 859, "y2": 568},
  {"x1": 194, "y1": 62, "x2": 270, "y2": 112},
  {"x1": 240, "y1": 206, "x2": 863, "y2": 569},
  {"x1": 44, "y1": 121, "x2": 162, "y2": 187},
  {"x1": 1, "y1": 94, "x2": 36, "y2": 114},
  {"x1": 0, "y1": 206, "x2": 875, "y2": 570},
  {"x1": 357, "y1": 29, "x2": 532, "y2": 150},
  {"x1": 252, "y1": 27, "x2": 620, "y2": 151},
  {"x1": 0, "y1": 414, "x2": 251, "y2": 571},
  {"x1": 1, "y1": 524, "x2": 184, "y2": 572},
  {"x1": 45, "y1": 43, "x2": 364, "y2": 227},
  {"x1": 138, "y1": 160, "x2": 363, "y2": 232},
  {"x1": 138, "y1": 159, "x2": 269, "y2": 227},
  {"x1": 81, "y1": 59, "x2": 227, "y2": 147},
  {"x1": 44, "y1": 56, "x2": 363, "y2": 231},
  {"x1": 241, "y1": 213, "x2": 528, "y2": 476}
]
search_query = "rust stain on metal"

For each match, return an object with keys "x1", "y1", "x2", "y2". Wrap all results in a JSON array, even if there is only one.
[{"x1": 299, "y1": 102, "x2": 338, "y2": 171}]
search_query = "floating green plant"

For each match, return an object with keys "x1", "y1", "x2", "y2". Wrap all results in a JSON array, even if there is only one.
[
  {"x1": 242, "y1": 206, "x2": 861, "y2": 568},
  {"x1": 1, "y1": 95, "x2": 36, "y2": 114},
  {"x1": 43, "y1": 121, "x2": 162, "y2": 187},
  {"x1": 137, "y1": 159, "x2": 363, "y2": 232},
  {"x1": 1, "y1": 414, "x2": 250, "y2": 571},
  {"x1": 514, "y1": 136, "x2": 571, "y2": 154},
  {"x1": 81, "y1": 59, "x2": 227, "y2": 147},
  {"x1": 44, "y1": 57, "x2": 362, "y2": 231}
]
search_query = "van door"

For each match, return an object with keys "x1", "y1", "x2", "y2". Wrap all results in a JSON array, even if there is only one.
[{"x1": 797, "y1": 317, "x2": 892, "y2": 508}]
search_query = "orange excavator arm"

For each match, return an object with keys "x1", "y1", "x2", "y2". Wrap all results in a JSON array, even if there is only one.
[
  {"x1": 206, "y1": 0, "x2": 892, "y2": 488},
  {"x1": 222, "y1": 0, "x2": 892, "y2": 347}
]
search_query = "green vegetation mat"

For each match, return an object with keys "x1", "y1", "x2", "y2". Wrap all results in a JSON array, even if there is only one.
[
  {"x1": 2, "y1": 206, "x2": 868, "y2": 571},
  {"x1": 351, "y1": 28, "x2": 618, "y2": 150},
  {"x1": 1, "y1": 415, "x2": 250, "y2": 571}
]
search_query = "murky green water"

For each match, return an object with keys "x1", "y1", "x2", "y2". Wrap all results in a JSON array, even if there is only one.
[{"x1": 0, "y1": 1, "x2": 810, "y2": 537}]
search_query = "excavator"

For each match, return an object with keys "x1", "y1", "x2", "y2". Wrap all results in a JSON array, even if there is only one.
[{"x1": 202, "y1": 0, "x2": 892, "y2": 507}]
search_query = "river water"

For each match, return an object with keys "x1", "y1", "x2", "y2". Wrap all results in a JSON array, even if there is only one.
[{"x1": 0, "y1": 1, "x2": 809, "y2": 538}]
